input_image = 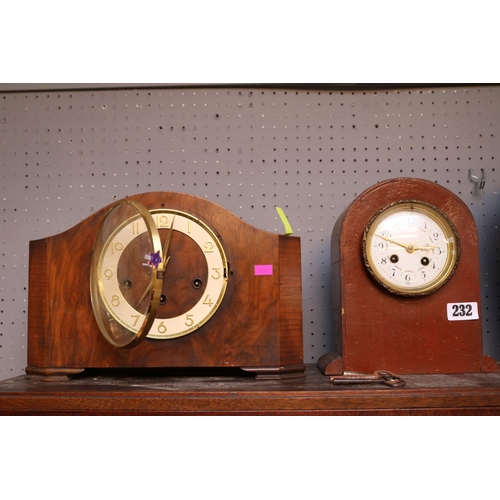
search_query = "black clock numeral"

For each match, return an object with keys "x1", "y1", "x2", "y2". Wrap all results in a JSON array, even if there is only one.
[{"x1": 452, "y1": 304, "x2": 473, "y2": 317}]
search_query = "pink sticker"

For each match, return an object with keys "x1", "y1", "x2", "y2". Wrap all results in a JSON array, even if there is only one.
[{"x1": 254, "y1": 264, "x2": 273, "y2": 276}]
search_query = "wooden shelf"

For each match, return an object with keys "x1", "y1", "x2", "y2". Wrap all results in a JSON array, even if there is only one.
[{"x1": 2, "y1": 364, "x2": 500, "y2": 415}]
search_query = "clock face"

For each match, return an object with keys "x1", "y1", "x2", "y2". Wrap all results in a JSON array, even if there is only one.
[
  {"x1": 91, "y1": 203, "x2": 228, "y2": 347},
  {"x1": 362, "y1": 200, "x2": 460, "y2": 296}
]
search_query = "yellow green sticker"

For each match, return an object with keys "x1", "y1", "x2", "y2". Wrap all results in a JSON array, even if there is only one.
[{"x1": 275, "y1": 206, "x2": 293, "y2": 235}]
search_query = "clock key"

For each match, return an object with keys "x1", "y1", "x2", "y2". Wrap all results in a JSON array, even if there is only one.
[{"x1": 329, "y1": 370, "x2": 405, "y2": 388}]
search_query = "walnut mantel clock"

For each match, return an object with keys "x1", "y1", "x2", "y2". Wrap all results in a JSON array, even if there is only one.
[
  {"x1": 26, "y1": 192, "x2": 304, "y2": 379},
  {"x1": 318, "y1": 177, "x2": 499, "y2": 376}
]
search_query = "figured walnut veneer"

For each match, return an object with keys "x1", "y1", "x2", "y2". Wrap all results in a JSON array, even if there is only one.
[{"x1": 26, "y1": 192, "x2": 304, "y2": 379}]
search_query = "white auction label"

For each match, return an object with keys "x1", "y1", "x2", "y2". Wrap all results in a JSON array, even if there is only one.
[{"x1": 447, "y1": 302, "x2": 479, "y2": 321}]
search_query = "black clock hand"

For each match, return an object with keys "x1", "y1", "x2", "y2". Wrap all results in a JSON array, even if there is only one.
[
  {"x1": 136, "y1": 256, "x2": 170, "y2": 307},
  {"x1": 162, "y1": 215, "x2": 175, "y2": 263},
  {"x1": 375, "y1": 233, "x2": 437, "y2": 254},
  {"x1": 375, "y1": 233, "x2": 412, "y2": 251}
]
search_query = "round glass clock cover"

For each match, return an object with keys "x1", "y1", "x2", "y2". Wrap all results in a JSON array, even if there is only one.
[
  {"x1": 90, "y1": 201, "x2": 164, "y2": 347},
  {"x1": 91, "y1": 201, "x2": 228, "y2": 348},
  {"x1": 362, "y1": 200, "x2": 460, "y2": 296}
]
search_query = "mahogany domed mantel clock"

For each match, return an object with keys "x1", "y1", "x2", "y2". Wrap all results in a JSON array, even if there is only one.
[
  {"x1": 318, "y1": 177, "x2": 499, "y2": 376},
  {"x1": 26, "y1": 192, "x2": 304, "y2": 379}
]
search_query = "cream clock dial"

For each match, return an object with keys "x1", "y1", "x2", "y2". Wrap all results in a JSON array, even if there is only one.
[
  {"x1": 362, "y1": 200, "x2": 460, "y2": 296},
  {"x1": 91, "y1": 202, "x2": 228, "y2": 347}
]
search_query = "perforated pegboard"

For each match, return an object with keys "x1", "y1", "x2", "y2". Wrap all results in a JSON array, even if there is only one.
[{"x1": 1, "y1": 85, "x2": 499, "y2": 380}]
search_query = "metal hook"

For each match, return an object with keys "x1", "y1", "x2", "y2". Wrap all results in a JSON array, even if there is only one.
[{"x1": 469, "y1": 168, "x2": 485, "y2": 190}]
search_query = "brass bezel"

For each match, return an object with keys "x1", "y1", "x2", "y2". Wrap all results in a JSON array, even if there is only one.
[
  {"x1": 362, "y1": 199, "x2": 461, "y2": 296},
  {"x1": 90, "y1": 200, "x2": 164, "y2": 348}
]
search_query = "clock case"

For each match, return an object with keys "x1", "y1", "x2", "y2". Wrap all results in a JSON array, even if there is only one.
[
  {"x1": 318, "y1": 177, "x2": 500, "y2": 376},
  {"x1": 26, "y1": 192, "x2": 304, "y2": 379}
]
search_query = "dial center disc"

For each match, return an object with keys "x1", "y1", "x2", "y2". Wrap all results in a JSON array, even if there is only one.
[{"x1": 118, "y1": 230, "x2": 208, "y2": 319}]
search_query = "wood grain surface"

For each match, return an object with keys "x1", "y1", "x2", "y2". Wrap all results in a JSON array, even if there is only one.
[
  {"x1": 26, "y1": 192, "x2": 304, "y2": 378},
  {"x1": 320, "y1": 178, "x2": 499, "y2": 375},
  {"x1": 2, "y1": 364, "x2": 500, "y2": 415}
]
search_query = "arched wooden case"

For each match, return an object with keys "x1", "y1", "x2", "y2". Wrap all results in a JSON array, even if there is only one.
[{"x1": 318, "y1": 178, "x2": 499, "y2": 375}]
